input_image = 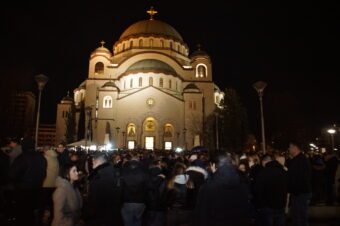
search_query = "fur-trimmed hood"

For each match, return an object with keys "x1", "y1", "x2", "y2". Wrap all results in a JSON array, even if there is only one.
[{"x1": 186, "y1": 166, "x2": 208, "y2": 179}]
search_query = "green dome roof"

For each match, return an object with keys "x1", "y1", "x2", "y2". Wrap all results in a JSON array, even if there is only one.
[
  {"x1": 102, "y1": 81, "x2": 119, "y2": 90},
  {"x1": 61, "y1": 92, "x2": 73, "y2": 103},
  {"x1": 184, "y1": 83, "x2": 199, "y2": 90},
  {"x1": 119, "y1": 20, "x2": 183, "y2": 41},
  {"x1": 126, "y1": 59, "x2": 176, "y2": 75}
]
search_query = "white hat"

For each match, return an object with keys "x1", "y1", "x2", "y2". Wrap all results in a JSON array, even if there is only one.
[
  {"x1": 240, "y1": 154, "x2": 247, "y2": 160},
  {"x1": 189, "y1": 154, "x2": 197, "y2": 161}
]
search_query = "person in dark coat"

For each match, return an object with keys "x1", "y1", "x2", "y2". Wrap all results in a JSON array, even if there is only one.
[
  {"x1": 121, "y1": 155, "x2": 149, "y2": 226},
  {"x1": 254, "y1": 155, "x2": 287, "y2": 226},
  {"x1": 186, "y1": 156, "x2": 208, "y2": 206},
  {"x1": 194, "y1": 152, "x2": 251, "y2": 226},
  {"x1": 56, "y1": 143, "x2": 71, "y2": 168},
  {"x1": 310, "y1": 154, "x2": 325, "y2": 205},
  {"x1": 164, "y1": 162, "x2": 195, "y2": 226},
  {"x1": 145, "y1": 161, "x2": 166, "y2": 226},
  {"x1": 0, "y1": 143, "x2": 10, "y2": 222},
  {"x1": 324, "y1": 151, "x2": 339, "y2": 205},
  {"x1": 286, "y1": 141, "x2": 312, "y2": 226},
  {"x1": 8, "y1": 136, "x2": 47, "y2": 226},
  {"x1": 84, "y1": 152, "x2": 122, "y2": 226}
]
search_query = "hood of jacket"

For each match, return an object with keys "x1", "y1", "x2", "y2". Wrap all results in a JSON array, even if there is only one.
[
  {"x1": 174, "y1": 174, "x2": 189, "y2": 185},
  {"x1": 125, "y1": 160, "x2": 141, "y2": 171},
  {"x1": 266, "y1": 160, "x2": 284, "y2": 169},
  {"x1": 186, "y1": 166, "x2": 208, "y2": 179},
  {"x1": 88, "y1": 162, "x2": 111, "y2": 181},
  {"x1": 213, "y1": 164, "x2": 240, "y2": 188},
  {"x1": 55, "y1": 176, "x2": 72, "y2": 188},
  {"x1": 149, "y1": 166, "x2": 162, "y2": 177},
  {"x1": 45, "y1": 149, "x2": 58, "y2": 158}
]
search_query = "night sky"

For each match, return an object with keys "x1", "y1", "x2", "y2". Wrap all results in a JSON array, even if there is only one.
[{"x1": 1, "y1": 2, "x2": 339, "y2": 142}]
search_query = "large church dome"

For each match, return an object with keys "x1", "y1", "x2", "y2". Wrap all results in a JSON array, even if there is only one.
[
  {"x1": 119, "y1": 19, "x2": 183, "y2": 42},
  {"x1": 126, "y1": 59, "x2": 176, "y2": 75}
]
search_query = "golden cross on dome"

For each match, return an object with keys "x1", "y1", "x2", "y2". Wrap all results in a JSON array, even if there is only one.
[
  {"x1": 100, "y1": 40, "x2": 105, "y2": 47},
  {"x1": 147, "y1": 6, "x2": 158, "y2": 20}
]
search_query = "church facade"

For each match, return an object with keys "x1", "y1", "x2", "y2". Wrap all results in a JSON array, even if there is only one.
[{"x1": 55, "y1": 8, "x2": 224, "y2": 150}]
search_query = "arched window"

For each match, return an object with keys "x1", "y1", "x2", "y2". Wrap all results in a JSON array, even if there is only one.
[
  {"x1": 169, "y1": 80, "x2": 172, "y2": 89},
  {"x1": 139, "y1": 77, "x2": 142, "y2": 87},
  {"x1": 196, "y1": 64, "x2": 207, "y2": 78},
  {"x1": 130, "y1": 41, "x2": 133, "y2": 49},
  {"x1": 139, "y1": 39, "x2": 143, "y2": 47},
  {"x1": 122, "y1": 43, "x2": 125, "y2": 51},
  {"x1": 130, "y1": 78, "x2": 133, "y2": 88},
  {"x1": 149, "y1": 39, "x2": 153, "y2": 47},
  {"x1": 95, "y1": 62, "x2": 104, "y2": 75},
  {"x1": 177, "y1": 45, "x2": 180, "y2": 52},
  {"x1": 149, "y1": 77, "x2": 153, "y2": 86},
  {"x1": 159, "y1": 78, "x2": 163, "y2": 88},
  {"x1": 124, "y1": 80, "x2": 126, "y2": 90},
  {"x1": 127, "y1": 123, "x2": 136, "y2": 137},
  {"x1": 176, "y1": 81, "x2": 178, "y2": 91},
  {"x1": 164, "y1": 124, "x2": 174, "y2": 137},
  {"x1": 169, "y1": 42, "x2": 173, "y2": 49},
  {"x1": 103, "y1": 96, "x2": 112, "y2": 108},
  {"x1": 160, "y1": 40, "x2": 164, "y2": 48}
]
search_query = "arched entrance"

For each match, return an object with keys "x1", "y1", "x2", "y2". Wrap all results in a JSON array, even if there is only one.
[{"x1": 142, "y1": 117, "x2": 158, "y2": 150}]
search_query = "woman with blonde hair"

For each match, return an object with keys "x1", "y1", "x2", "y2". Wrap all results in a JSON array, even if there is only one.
[{"x1": 165, "y1": 162, "x2": 194, "y2": 226}]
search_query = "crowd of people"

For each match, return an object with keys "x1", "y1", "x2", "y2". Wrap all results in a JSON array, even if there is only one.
[{"x1": 0, "y1": 136, "x2": 339, "y2": 226}]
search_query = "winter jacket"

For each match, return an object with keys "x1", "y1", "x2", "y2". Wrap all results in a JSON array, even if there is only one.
[
  {"x1": 324, "y1": 155, "x2": 339, "y2": 184},
  {"x1": 254, "y1": 160, "x2": 288, "y2": 209},
  {"x1": 9, "y1": 150, "x2": 47, "y2": 190},
  {"x1": 146, "y1": 166, "x2": 166, "y2": 211},
  {"x1": 186, "y1": 166, "x2": 208, "y2": 205},
  {"x1": 121, "y1": 160, "x2": 149, "y2": 203},
  {"x1": 57, "y1": 149, "x2": 71, "y2": 168},
  {"x1": 286, "y1": 153, "x2": 312, "y2": 194},
  {"x1": 9, "y1": 145, "x2": 22, "y2": 165},
  {"x1": 43, "y1": 149, "x2": 59, "y2": 188},
  {"x1": 52, "y1": 177, "x2": 82, "y2": 226},
  {"x1": 194, "y1": 164, "x2": 251, "y2": 226},
  {"x1": 0, "y1": 150, "x2": 9, "y2": 186},
  {"x1": 84, "y1": 162, "x2": 122, "y2": 225},
  {"x1": 165, "y1": 174, "x2": 195, "y2": 210}
]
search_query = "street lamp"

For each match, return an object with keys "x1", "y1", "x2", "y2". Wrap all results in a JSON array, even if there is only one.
[
  {"x1": 122, "y1": 131, "x2": 126, "y2": 149},
  {"x1": 34, "y1": 74, "x2": 49, "y2": 150},
  {"x1": 85, "y1": 106, "x2": 92, "y2": 150},
  {"x1": 253, "y1": 81, "x2": 267, "y2": 154},
  {"x1": 327, "y1": 128, "x2": 336, "y2": 150},
  {"x1": 183, "y1": 128, "x2": 187, "y2": 150},
  {"x1": 116, "y1": 127, "x2": 120, "y2": 148},
  {"x1": 214, "y1": 111, "x2": 221, "y2": 150}
]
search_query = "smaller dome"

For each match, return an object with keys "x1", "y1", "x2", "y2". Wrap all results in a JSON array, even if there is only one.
[
  {"x1": 102, "y1": 81, "x2": 119, "y2": 90},
  {"x1": 190, "y1": 44, "x2": 209, "y2": 58},
  {"x1": 61, "y1": 92, "x2": 73, "y2": 104},
  {"x1": 184, "y1": 83, "x2": 199, "y2": 90},
  {"x1": 91, "y1": 41, "x2": 112, "y2": 56},
  {"x1": 79, "y1": 80, "x2": 86, "y2": 89},
  {"x1": 126, "y1": 59, "x2": 176, "y2": 75},
  {"x1": 95, "y1": 46, "x2": 111, "y2": 52}
]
